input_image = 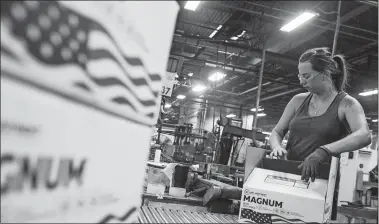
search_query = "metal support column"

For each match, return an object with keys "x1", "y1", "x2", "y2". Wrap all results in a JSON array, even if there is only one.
[
  {"x1": 332, "y1": 0, "x2": 342, "y2": 56},
  {"x1": 330, "y1": 1, "x2": 343, "y2": 221},
  {"x1": 252, "y1": 44, "x2": 266, "y2": 133}
]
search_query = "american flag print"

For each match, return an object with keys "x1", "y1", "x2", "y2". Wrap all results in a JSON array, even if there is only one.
[
  {"x1": 1, "y1": 1, "x2": 161, "y2": 125},
  {"x1": 240, "y1": 208, "x2": 316, "y2": 224}
]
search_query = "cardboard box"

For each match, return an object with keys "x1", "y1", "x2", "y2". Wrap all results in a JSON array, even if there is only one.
[
  {"x1": 1, "y1": 1, "x2": 179, "y2": 223},
  {"x1": 239, "y1": 147, "x2": 338, "y2": 223}
]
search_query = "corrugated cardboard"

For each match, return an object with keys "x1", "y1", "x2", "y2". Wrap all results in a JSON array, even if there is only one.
[
  {"x1": 239, "y1": 147, "x2": 338, "y2": 223},
  {"x1": 1, "y1": 1, "x2": 179, "y2": 223}
]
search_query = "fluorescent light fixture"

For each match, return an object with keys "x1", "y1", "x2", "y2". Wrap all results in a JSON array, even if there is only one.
[
  {"x1": 184, "y1": 1, "x2": 200, "y2": 11},
  {"x1": 257, "y1": 113, "x2": 266, "y2": 117},
  {"x1": 226, "y1": 114, "x2": 236, "y2": 118},
  {"x1": 262, "y1": 131, "x2": 271, "y2": 135},
  {"x1": 164, "y1": 118, "x2": 169, "y2": 121},
  {"x1": 372, "y1": 119, "x2": 378, "y2": 122},
  {"x1": 192, "y1": 84, "x2": 207, "y2": 92},
  {"x1": 209, "y1": 25, "x2": 222, "y2": 38},
  {"x1": 230, "y1": 30, "x2": 246, "y2": 40},
  {"x1": 251, "y1": 107, "x2": 264, "y2": 112},
  {"x1": 280, "y1": 12, "x2": 318, "y2": 32},
  {"x1": 359, "y1": 89, "x2": 378, "y2": 96},
  {"x1": 208, "y1": 72, "x2": 226, "y2": 82},
  {"x1": 177, "y1": 94, "x2": 186, "y2": 99},
  {"x1": 209, "y1": 30, "x2": 218, "y2": 38},
  {"x1": 164, "y1": 104, "x2": 172, "y2": 108},
  {"x1": 188, "y1": 72, "x2": 193, "y2": 77}
]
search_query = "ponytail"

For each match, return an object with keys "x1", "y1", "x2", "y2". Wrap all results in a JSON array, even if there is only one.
[{"x1": 332, "y1": 55, "x2": 348, "y2": 92}]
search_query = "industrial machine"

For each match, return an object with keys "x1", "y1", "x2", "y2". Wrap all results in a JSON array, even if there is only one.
[
  {"x1": 217, "y1": 116, "x2": 266, "y2": 165},
  {"x1": 338, "y1": 147, "x2": 378, "y2": 207}
]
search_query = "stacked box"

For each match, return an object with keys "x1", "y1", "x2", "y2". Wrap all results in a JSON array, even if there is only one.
[{"x1": 1, "y1": 1, "x2": 179, "y2": 223}]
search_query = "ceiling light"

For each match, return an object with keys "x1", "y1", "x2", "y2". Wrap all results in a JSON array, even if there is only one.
[
  {"x1": 209, "y1": 30, "x2": 217, "y2": 38},
  {"x1": 192, "y1": 84, "x2": 207, "y2": 92},
  {"x1": 188, "y1": 72, "x2": 193, "y2": 77},
  {"x1": 184, "y1": 1, "x2": 200, "y2": 11},
  {"x1": 280, "y1": 12, "x2": 318, "y2": 32},
  {"x1": 359, "y1": 89, "x2": 378, "y2": 96},
  {"x1": 177, "y1": 94, "x2": 186, "y2": 99},
  {"x1": 251, "y1": 107, "x2": 264, "y2": 112},
  {"x1": 230, "y1": 30, "x2": 246, "y2": 40},
  {"x1": 262, "y1": 131, "x2": 271, "y2": 135},
  {"x1": 164, "y1": 118, "x2": 169, "y2": 121},
  {"x1": 257, "y1": 113, "x2": 266, "y2": 117},
  {"x1": 209, "y1": 25, "x2": 222, "y2": 38},
  {"x1": 372, "y1": 119, "x2": 378, "y2": 122},
  {"x1": 208, "y1": 72, "x2": 226, "y2": 81},
  {"x1": 226, "y1": 114, "x2": 236, "y2": 118},
  {"x1": 164, "y1": 104, "x2": 172, "y2": 108}
]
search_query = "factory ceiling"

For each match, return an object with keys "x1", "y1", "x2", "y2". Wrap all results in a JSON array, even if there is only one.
[{"x1": 165, "y1": 0, "x2": 378, "y2": 132}]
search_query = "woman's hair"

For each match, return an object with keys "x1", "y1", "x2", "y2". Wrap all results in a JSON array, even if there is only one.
[{"x1": 299, "y1": 47, "x2": 348, "y2": 92}]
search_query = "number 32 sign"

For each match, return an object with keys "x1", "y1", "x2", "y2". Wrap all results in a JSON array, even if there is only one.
[{"x1": 161, "y1": 72, "x2": 176, "y2": 97}]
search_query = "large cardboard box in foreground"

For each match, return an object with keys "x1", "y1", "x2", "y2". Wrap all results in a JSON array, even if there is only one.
[
  {"x1": 1, "y1": 1, "x2": 179, "y2": 223},
  {"x1": 239, "y1": 147, "x2": 338, "y2": 223}
]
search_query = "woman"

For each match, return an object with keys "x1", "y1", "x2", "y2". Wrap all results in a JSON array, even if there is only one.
[{"x1": 269, "y1": 47, "x2": 371, "y2": 182}]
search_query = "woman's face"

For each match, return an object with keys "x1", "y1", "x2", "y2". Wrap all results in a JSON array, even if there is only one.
[{"x1": 298, "y1": 62, "x2": 325, "y2": 93}]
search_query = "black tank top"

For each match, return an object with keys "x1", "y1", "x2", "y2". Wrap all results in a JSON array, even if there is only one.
[{"x1": 286, "y1": 92, "x2": 350, "y2": 161}]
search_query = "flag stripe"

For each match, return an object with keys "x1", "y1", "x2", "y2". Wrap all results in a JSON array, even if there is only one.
[
  {"x1": 1, "y1": 46, "x2": 19, "y2": 61},
  {"x1": 123, "y1": 56, "x2": 143, "y2": 67},
  {"x1": 149, "y1": 73, "x2": 161, "y2": 81},
  {"x1": 88, "y1": 84, "x2": 157, "y2": 112},
  {"x1": 73, "y1": 81, "x2": 92, "y2": 92},
  {"x1": 88, "y1": 31, "x2": 159, "y2": 89},
  {"x1": 122, "y1": 56, "x2": 162, "y2": 82},
  {"x1": 85, "y1": 59, "x2": 156, "y2": 106},
  {"x1": 111, "y1": 96, "x2": 137, "y2": 111},
  {"x1": 86, "y1": 53, "x2": 155, "y2": 100},
  {"x1": 88, "y1": 49, "x2": 150, "y2": 87},
  {"x1": 86, "y1": 74, "x2": 155, "y2": 106}
]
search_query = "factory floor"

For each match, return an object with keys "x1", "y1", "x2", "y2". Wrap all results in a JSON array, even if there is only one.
[
  {"x1": 135, "y1": 206, "x2": 377, "y2": 224},
  {"x1": 135, "y1": 206, "x2": 238, "y2": 223},
  {"x1": 138, "y1": 193, "x2": 377, "y2": 223}
]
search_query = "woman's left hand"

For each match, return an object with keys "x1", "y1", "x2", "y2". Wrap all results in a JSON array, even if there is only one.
[{"x1": 298, "y1": 148, "x2": 329, "y2": 182}]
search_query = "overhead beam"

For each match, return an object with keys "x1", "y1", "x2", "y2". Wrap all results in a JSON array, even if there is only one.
[
  {"x1": 267, "y1": 4, "x2": 373, "y2": 54},
  {"x1": 172, "y1": 34, "x2": 298, "y2": 66},
  {"x1": 260, "y1": 88, "x2": 304, "y2": 102},
  {"x1": 356, "y1": 0, "x2": 378, "y2": 7},
  {"x1": 171, "y1": 52, "x2": 301, "y2": 87},
  {"x1": 204, "y1": 2, "x2": 376, "y2": 43}
]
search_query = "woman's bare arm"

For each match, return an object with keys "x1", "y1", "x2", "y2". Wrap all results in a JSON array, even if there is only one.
[
  {"x1": 270, "y1": 93, "x2": 307, "y2": 150},
  {"x1": 323, "y1": 96, "x2": 371, "y2": 154}
]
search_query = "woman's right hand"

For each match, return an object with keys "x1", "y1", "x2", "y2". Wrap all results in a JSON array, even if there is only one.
[{"x1": 270, "y1": 146, "x2": 288, "y2": 159}]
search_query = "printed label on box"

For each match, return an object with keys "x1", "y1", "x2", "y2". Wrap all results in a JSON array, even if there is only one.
[{"x1": 1, "y1": 1, "x2": 179, "y2": 223}]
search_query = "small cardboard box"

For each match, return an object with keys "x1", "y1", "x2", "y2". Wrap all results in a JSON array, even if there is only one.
[{"x1": 239, "y1": 147, "x2": 338, "y2": 223}]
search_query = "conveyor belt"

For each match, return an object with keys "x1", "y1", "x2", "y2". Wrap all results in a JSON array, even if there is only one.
[{"x1": 136, "y1": 206, "x2": 239, "y2": 223}]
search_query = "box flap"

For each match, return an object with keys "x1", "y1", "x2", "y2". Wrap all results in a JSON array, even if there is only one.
[
  {"x1": 244, "y1": 168, "x2": 328, "y2": 200},
  {"x1": 260, "y1": 158, "x2": 331, "y2": 180}
]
